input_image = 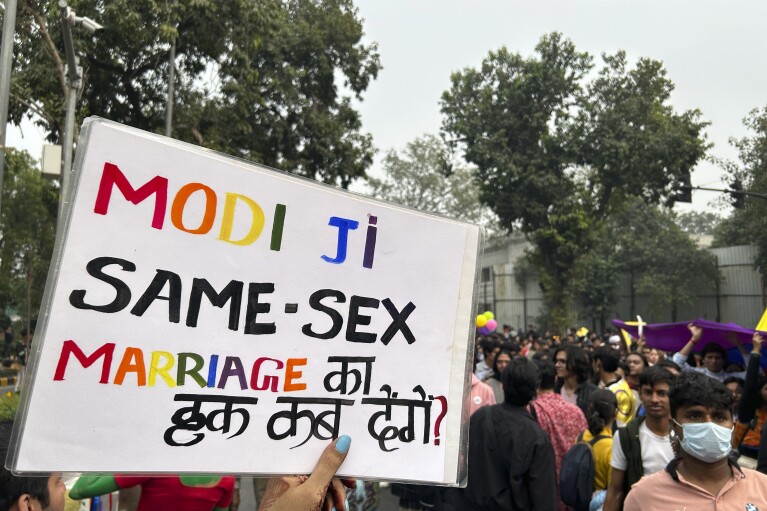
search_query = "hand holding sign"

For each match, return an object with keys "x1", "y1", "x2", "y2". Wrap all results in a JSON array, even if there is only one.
[{"x1": 259, "y1": 436, "x2": 352, "y2": 511}]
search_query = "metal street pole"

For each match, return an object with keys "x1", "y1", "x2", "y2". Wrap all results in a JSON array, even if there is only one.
[
  {"x1": 165, "y1": 37, "x2": 175, "y2": 137},
  {"x1": 57, "y1": 0, "x2": 84, "y2": 226},
  {"x1": 0, "y1": 0, "x2": 19, "y2": 216}
]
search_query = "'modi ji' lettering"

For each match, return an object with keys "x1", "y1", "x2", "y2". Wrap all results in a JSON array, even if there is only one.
[
  {"x1": 321, "y1": 214, "x2": 378, "y2": 269},
  {"x1": 93, "y1": 162, "x2": 287, "y2": 249}
]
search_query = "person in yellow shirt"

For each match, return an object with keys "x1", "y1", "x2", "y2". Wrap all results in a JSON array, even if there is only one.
[
  {"x1": 608, "y1": 377, "x2": 636, "y2": 427},
  {"x1": 593, "y1": 347, "x2": 636, "y2": 427},
  {"x1": 580, "y1": 389, "x2": 618, "y2": 511}
]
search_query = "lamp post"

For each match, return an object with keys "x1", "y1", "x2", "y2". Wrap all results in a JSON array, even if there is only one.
[
  {"x1": 0, "y1": 0, "x2": 19, "y2": 216},
  {"x1": 57, "y1": 0, "x2": 103, "y2": 224}
]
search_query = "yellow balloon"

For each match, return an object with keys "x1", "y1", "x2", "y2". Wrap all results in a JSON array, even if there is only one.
[
  {"x1": 484, "y1": 311, "x2": 495, "y2": 320},
  {"x1": 476, "y1": 315, "x2": 488, "y2": 327}
]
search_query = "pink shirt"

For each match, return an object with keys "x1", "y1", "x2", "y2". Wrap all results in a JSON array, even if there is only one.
[
  {"x1": 624, "y1": 463, "x2": 767, "y2": 511},
  {"x1": 530, "y1": 392, "x2": 588, "y2": 511},
  {"x1": 470, "y1": 374, "x2": 496, "y2": 415}
]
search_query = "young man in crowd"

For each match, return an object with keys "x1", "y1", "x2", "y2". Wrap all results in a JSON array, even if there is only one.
[
  {"x1": 603, "y1": 366, "x2": 676, "y2": 511},
  {"x1": 475, "y1": 338, "x2": 501, "y2": 381},
  {"x1": 593, "y1": 347, "x2": 636, "y2": 427},
  {"x1": 624, "y1": 371, "x2": 767, "y2": 510},
  {"x1": 450, "y1": 357, "x2": 557, "y2": 510},
  {"x1": 1, "y1": 424, "x2": 66, "y2": 511},
  {"x1": 553, "y1": 345, "x2": 597, "y2": 417},
  {"x1": 672, "y1": 324, "x2": 750, "y2": 382}
]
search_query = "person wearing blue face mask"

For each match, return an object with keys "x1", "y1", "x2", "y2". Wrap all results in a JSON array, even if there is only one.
[{"x1": 624, "y1": 372, "x2": 767, "y2": 510}]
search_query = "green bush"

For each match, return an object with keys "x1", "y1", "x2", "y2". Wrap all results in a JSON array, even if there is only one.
[{"x1": 0, "y1": 391, "x2": 19, "y2": 421}]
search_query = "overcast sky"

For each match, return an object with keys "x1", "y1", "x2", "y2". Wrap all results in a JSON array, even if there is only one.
[
  {"x1": 353, "y1": 0, "x2": 767, "y2": 213},
  {"x1": 8, "y1": 0, "x2": 767, "y2": 214}
]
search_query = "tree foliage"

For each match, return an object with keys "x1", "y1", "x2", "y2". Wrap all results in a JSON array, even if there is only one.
[
  {"x1": 712, "y1": 107, "x2": 767, "y2": 279},
  {"x1": 366, "y1": 135, "x2": 503, "y2": 236},
  {"x1": 675, "y1": 211, "x2": 722, "y2": 235},
  {"x1": 0, "y1": 150, "x2": 59, "y2": 334},
  {"x1": 440, "y1": 33, "x2": 709, "y2": 331},
  {"x1": 10, "y1": 0, "x2": 380, "y2": 187},
  {"x1": 577, "y1": 198, "x2": 719, "y2": 328}
]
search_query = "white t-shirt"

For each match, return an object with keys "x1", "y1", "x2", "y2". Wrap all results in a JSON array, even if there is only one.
[{"x1": 610, "y1": 421, "x2": 674, "y2": 476}]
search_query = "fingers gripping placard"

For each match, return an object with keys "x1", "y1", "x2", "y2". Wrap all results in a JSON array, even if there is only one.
[{"x1": 10, "y1": 119, "x2": 479, "y2": 485}]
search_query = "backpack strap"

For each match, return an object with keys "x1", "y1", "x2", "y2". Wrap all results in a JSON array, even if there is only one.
[
  {"x1": 588, "y1": 434, "x2": 611, "y2": 447},
  {"x1": 619, "y1": 417, "x2": 646, "y2": 493},
  {"x1": 528, "y1": 403, "x2": 538, "y2": 423}
]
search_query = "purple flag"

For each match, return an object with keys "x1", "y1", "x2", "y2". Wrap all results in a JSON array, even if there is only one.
[{"x1": 612, "y1": 318, "x2": 767, "y2": 366}]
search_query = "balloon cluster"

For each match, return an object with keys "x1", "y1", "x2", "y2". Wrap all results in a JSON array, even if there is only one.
[{"x1": 476, "y1": 311, "x2": 497, "y2": 336}]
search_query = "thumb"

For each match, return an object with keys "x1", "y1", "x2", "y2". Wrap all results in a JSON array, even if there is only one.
[{"x1": 305, "y1": 435, "x2": 351, "y2": 492}]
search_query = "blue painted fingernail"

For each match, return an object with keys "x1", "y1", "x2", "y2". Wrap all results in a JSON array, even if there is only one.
[{"x1": 336, "y1": 435, "x2": 351, "y2": 454}]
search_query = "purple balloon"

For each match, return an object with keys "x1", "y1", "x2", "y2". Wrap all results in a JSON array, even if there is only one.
[{"x1": 478, "y1": 326, "x2": 491, "y2": 335}]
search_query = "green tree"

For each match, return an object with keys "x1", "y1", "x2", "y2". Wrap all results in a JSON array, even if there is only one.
[
  {"x1": 366, "y1": 135, "x2": 503, "y2": 236},
  {"x1": 575, "y1": 239, "x2": 621, "y2": 332},
  {"x1": 712, "y1": 108, "x2": 767, "y2": 280},
  {"x1": 0, "y1": 150, "x2": 59, "y2": 337},
  {"x1": 10, "y1": 0, "x2": 380, "y2": 187},
  {"x1": 576, "y1": 198, "x2": 719, "y2": 326},
  {"x1": 441, "y1": 33, "x2": 708, "y2": 331},
  {"x1": 612, "y1": 200, "x2": 719, "y2": 321},
  {"x1": 675, "y1": 211, "x2": 722, "y2": 235}
]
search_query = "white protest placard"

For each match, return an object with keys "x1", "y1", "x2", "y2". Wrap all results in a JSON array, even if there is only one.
[{"x1": 9, "y1": 119, "x2": 480, "y2": 485}]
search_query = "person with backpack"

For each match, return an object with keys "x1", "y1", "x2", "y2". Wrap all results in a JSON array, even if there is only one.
[
  {"x1": 446, "y1": 357, "x2": 557, "y2": 510},
  {"x1": 602, "y1": 366, "x2": 676, "y2": 511},
  {"x1": 531, "y1": 360, "x2": 588, "y2": 511},
  {"x1": 560, "y1": 390, "x2": 617, "y2": 511}
]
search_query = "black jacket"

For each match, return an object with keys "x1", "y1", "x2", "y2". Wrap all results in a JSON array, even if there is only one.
[{"x1": 448, "y1": 403, "x2": 557, "y2": 511}]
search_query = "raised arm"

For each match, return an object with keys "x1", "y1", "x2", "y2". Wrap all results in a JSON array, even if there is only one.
[
  {"x1": 726, "y1": 332, "x2": 752, "y2": 368},
  {"x1": 671, "y1": 323, "x2": 702, "y2": 371},
  {"x1": 737, "y1": 333, "x2": 763, "y2": 424}
]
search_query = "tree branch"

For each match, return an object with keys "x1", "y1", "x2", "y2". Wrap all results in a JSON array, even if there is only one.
[
  {"x1": 24, "y1": 0, "x2": 67, "y2": 96},
  {"x1": 9, "y1": 93, "x2": 56, "y2": 125}
]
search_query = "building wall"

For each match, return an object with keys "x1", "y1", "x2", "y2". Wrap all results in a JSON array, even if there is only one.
[{"x1": 478, "y1": 239, "x2": 764, "y2": 332}]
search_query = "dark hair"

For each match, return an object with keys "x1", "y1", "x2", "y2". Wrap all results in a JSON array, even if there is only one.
[
  {"x1": 700, "y1": 342, "x2": 726, "y2": 359},
  {"x1": 492, "y1": 349, "x2": 513, "y2": 380},
  {"x1": 657, "y1": 359, "x2": 681, "y2": 373},
  {"x1": 502, "y1": 358, "x2": 540, "y2": 406},
  {"x1": 534, "y1": 359, "x2": 557, "y2": 390},
  {"x1": 669, "y1": 371, "x2": 733, "y2": 418},
  {"x1": 481, "y1": 338, "x2": 501, "y2": 357},
  {"x1": 592, "y1": 347, "x2": 619, "y2": 373},
  {"x1": 554, "y1": 345, "x2": 592, "y2": 384},
  {"x1": 723, "y1": 376, "x2": 745, "y2": 388},
  {"x1": 625, "y1": 351, "x2": 648, "y2": 369},
  {"x1": 0, "y1": 423, "x2": 50, "y2": 510},
  {"x1": 587, "y1": 389, "x2": 618, "y2": 436},
  {"x1": 639, "y1": 365, "x2": 675, "y2": 389}
]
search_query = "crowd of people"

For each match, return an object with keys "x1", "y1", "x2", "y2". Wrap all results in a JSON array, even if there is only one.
[
  {"x1": 3, "y1": 322, "x2": 767, "y2": 511},
  {"x1": 450, "y1": 323, "x2": 767, "y2": 510}
]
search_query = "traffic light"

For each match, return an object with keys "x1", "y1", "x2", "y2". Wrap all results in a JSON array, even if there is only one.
[
  {"x1": 669, "y1": 173, "x2": 692, "y2": 204},
  {"x1": 729, "y1": 178, "x2": 746, "y2": 209}
]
